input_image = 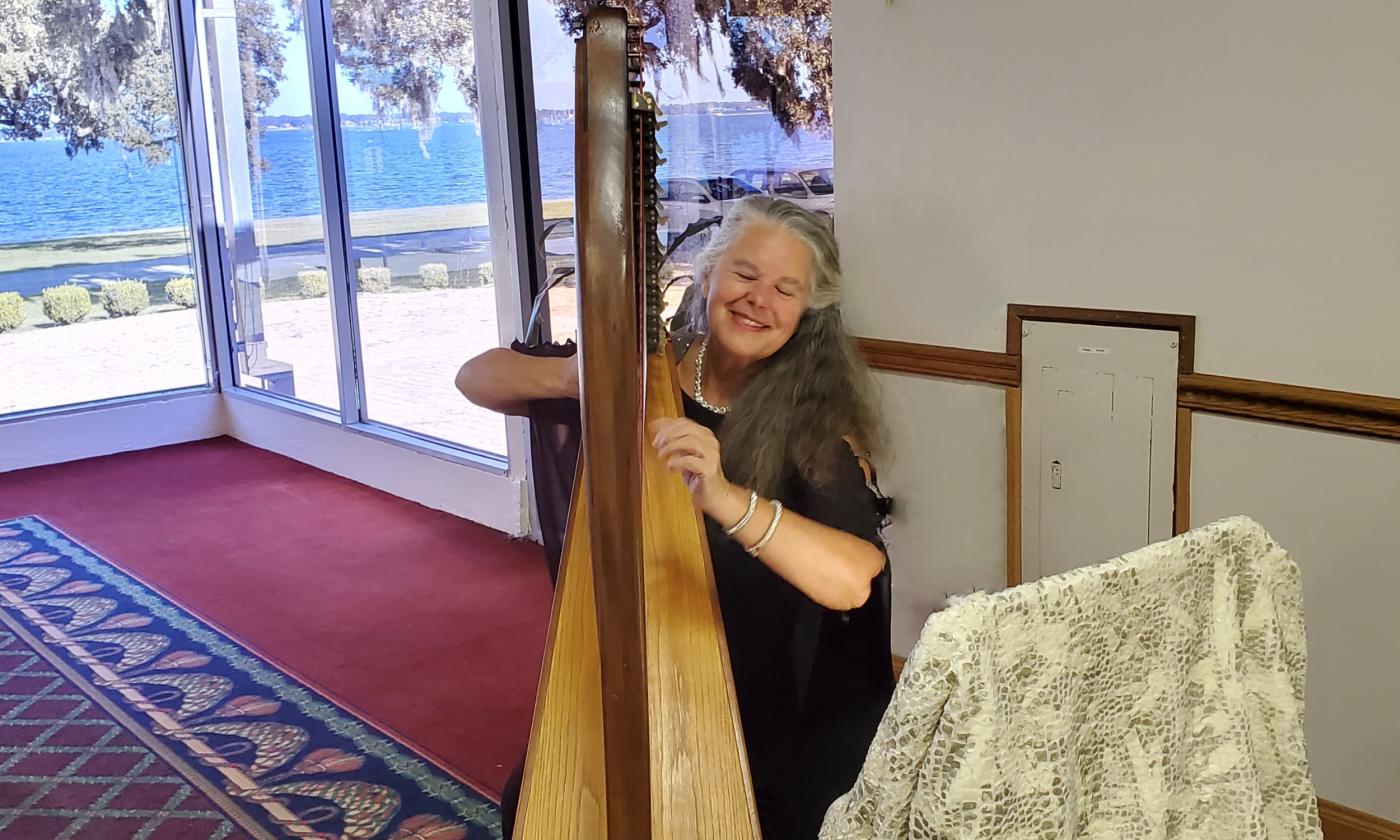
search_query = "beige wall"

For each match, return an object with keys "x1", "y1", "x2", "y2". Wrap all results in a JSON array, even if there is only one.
[
  {"x1": 836, "y1": 1, "x2": 1400, "y2": 395},
  {"x1": 835, "y1": 0, "x2": 1400, "y2": 820},
  {"x1": 1193, "y1": 415, "x2": 1400, "y2": 819},
  {"x1": 875, "y1": 373, "x2": 1008, "y2": 654}
]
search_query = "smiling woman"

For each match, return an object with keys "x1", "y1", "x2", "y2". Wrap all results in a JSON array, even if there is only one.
[
  {"x1": 456, "y1": 196, "x2": 894, "y2": 838},
  {"x1": 674, "y1": 198, "x2": 880, "y2": 499}
]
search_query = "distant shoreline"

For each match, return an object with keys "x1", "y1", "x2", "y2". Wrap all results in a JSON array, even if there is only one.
[{"x1": 0, "y1": 199, "x2": 576, "y2": 274}]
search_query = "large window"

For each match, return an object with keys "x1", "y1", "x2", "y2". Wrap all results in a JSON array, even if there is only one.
[
  {"x1": 198, "y1": 0, "x2": 342, "y2": 412},
  {"x1": 328, "y1": 8, "x2": 506, "y2": 452},
  {"x1": 0, "y1": 0, "x2": 208, "y2": 416},
  {"x1": 195, "y1": 0, "x2": 507, "y2": 454},
  {"x1": 1, "y1": 0, "x2": 832, "y2": 471},
  {"x1": 524, "y1": 0, "x2": 837, "y2": 343}
]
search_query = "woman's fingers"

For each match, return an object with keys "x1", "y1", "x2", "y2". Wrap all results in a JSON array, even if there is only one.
[
  {"x1": 654, "y1": 431, "x2": 715, "y2": 458},
  {"x1": 652, "y1": 426, "x2": 719, "y2": 460},
  {"x1": 666, "y1": 454, "x2": 709, "y2": 480},
  {"x1": 649, "y1": 417, "x2": 715, "y2": 449}
]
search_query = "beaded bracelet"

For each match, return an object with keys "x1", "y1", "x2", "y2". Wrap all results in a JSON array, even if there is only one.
[
  {"x1": 725, "y1": 489, "x2": 759, "y2": 536},
  {"x1": 746, "y1": 500, "x2": 784, "y2": 556}
]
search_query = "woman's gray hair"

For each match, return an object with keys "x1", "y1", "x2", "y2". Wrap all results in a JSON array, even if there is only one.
[{"x1": 674, "y1": 196, "x2": 887, "y2": 498}]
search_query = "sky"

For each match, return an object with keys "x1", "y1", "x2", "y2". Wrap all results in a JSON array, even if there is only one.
[{"x1": 266, "y1": 0, "x2": 749, "y2": 117}]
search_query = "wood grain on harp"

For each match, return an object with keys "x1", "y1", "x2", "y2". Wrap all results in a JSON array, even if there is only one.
[{"x1": 512, "y1": 8, "x2": 760, "y2": 839}]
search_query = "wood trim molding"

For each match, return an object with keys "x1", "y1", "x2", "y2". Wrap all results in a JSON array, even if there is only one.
[
  {"x1": 1006, "y1": 305, "x2": 1194, "y2": 587},
  {"x1": 1006, "y1": 388, "x2": 1023, "y2": 586},
  {"x1": 1180, "y1": 373, "x2": 1400, "y2": 441},
  {"x1": 1007, "y1": 305, "x2": 1197, "y2": 373},
  {"x1": 857, "y1": 337, "x2": 1020, "y2": 387},
  {"x1": 1173, "y1": 407, "x2": 1193, "y2": 536},
  {"x1": 1319, "y1": 798, "x2": 1400, "y2": 840}
]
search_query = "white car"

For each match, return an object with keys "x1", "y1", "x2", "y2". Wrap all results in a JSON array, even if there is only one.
[
  {"x1": 658, "y1": 176, "x2": 763, "y2": 240},
  {"x1": 730, "y1": 167, "x2": 835, "y2": 218}
]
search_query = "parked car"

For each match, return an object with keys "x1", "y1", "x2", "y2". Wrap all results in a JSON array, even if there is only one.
[
  {"x1": 658, "y1": 176, "x2": 763, "y2": 239},
  {"x1": 730, "y1": 167, "x2": 835, "y2": 217}
]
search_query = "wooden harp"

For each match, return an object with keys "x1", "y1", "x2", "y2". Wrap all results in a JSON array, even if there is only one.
[{"x1": 512, "y1": 7, "x2": 761, "y2": 840}]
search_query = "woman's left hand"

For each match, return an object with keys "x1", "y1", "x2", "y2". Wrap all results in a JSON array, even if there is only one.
[{"x1": 648, "y1": 417, "x2": 738, "y2": 516}]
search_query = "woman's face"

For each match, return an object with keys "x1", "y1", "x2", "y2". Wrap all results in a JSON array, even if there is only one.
[{"x1": 703, "y1": 222, "x2": 813, "y2": 366}]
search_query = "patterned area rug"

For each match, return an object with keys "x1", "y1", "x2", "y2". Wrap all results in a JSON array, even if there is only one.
[{"x1": 0, "y1": 516, "x2": 500, "y2": 840}]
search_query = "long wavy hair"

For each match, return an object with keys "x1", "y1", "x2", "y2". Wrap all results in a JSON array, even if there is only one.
[{"x1": 675, "y1": 197, "x2": 887, "y2": 498}]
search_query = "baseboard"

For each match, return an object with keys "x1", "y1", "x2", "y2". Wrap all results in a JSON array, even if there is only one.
[{"x1": 1320, "y1": 799, "x2": 1400, "y2": 840}]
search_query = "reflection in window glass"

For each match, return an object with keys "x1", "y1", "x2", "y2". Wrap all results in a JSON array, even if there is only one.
[
  {"x1": 527, "y1": 0, "x2": 836, "y2": 342},
  {"x1": 199, "y1": 0, "x2": 341, "y2": 411},
  {"x1": 0, "y1": 0, "x2": 207, "y2": 415},
  {"x1": 329, "y1": 2, "x2": 507, "y2": 454}
]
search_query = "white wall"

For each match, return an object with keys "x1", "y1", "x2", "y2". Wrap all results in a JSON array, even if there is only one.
[
  {"x1": 0, "y1": 391, "x2": 223, "y2": 473},
  {"x1": 836, "y1": 0, "x2": 1400, "y2": 819},
  {"x1": 223, "y1": 394, "x2": 528, "y2": 535}
]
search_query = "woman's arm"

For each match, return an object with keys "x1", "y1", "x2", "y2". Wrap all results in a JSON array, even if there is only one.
[
  {"x1": 651, "y1": 418, "x2": 885, "y2": 611},
  {"x1": 455, "y1": 348, "x2": 578, "y2": 416},
  {"x1": 708, "y1": 486, "x2": 885, "y2": 612}
]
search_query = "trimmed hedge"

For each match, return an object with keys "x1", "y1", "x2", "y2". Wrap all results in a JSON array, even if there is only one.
[
  {"x1": 165, "y1": 276, "x2": 197, "y2": 308},
  {"x1": 42, "y1": 285, "x2": 93, "y2": 325},
  {"x1": 0, "y1": 292, "x2": 23, "y2": 332},
  {"x1": 357, "y1": 266, "x2": 392, "y2": 293},
  {"x1": 99, "y1": 279, "x2": 151, "y2": 317},
  {"x1": 419, "y1": 262, "x2": 449, "y2": 289},
  {"x1": 297, "y1": 269, "x2": 329, "y2": 298}
]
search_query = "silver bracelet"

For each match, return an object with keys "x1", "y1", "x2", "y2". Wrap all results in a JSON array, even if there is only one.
[
  {"x1": 746, "y1": 500, "x2": 784, "y2": 556},
  {"x1": 725, "y1": 489, "x2": 760, "y2": 536}
]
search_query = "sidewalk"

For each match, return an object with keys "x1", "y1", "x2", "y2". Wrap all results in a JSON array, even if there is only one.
[{"x1": 0, "y1": 286, "x2": 557, "y2": 456}]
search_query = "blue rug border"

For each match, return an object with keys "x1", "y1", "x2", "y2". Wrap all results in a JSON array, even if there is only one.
[{"x1": 1, "y1": 514, "x2": 502, "y2": 837}]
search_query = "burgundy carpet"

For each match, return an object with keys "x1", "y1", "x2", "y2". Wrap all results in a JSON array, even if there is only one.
[{"x1": 0, "y1": 437, "x2": 554, "y2": 799}]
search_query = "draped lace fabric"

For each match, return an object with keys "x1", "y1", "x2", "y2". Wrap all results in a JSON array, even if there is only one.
[{"x1": 821, "y1": 515, "x2": 1321, "y2": 840}]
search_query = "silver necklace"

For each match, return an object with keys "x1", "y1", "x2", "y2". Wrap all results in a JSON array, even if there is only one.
[{"x1": 693, "y1": 337, "x2": 729, "y2": 415}]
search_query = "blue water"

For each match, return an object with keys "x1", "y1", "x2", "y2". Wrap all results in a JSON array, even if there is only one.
[{"x1": 0, "y1": 112, "x2": 832, "y2": 245}]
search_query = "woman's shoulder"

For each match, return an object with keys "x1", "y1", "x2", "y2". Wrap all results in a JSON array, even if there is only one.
[{"x1": 840, "y1": 435, "x2": 875, "y2": 484}]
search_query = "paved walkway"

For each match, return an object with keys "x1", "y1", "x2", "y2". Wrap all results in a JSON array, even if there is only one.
[
  {"x1": 0, "y1": 287, "x2": 583, "y2": 455},
  {"x1": 0, "y1": 280, "x2": 706, "y2": 460}
]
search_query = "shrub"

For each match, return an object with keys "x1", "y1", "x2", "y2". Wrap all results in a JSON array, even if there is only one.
[
  {"x1": 357, "y1": 266, "x2": 392, "y2": 293},
  {"x1": 297, "y1": 269, "x2": 329, "y2": 298},
  {"x1": 98, "y1": 279, "x2": 151, "y2": 317},
  {"x1": 165, "y1": 276, "x2": 197, "y2": 308},
  {"x1": 41, "y1": 285, "x2": 93, "y2": 325},
  {"x1": 419, "y1": 262, "x2": 449, "y2": 289},
  {"x1": 474, "y1": 262, "x2": 495, "y2": 287},
  {"x1": 0, "y1": 292, "x2": 23, "y2": 332}
]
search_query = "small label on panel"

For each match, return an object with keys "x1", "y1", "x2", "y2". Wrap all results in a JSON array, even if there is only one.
[{"x1": 1078, "y1": 346, "x2": 1111, "y2": 355}]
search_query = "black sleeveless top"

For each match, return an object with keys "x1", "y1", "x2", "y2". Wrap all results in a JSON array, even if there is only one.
[{"x1": 513, "y1": 338, "x2": 894, "y2": 838}]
